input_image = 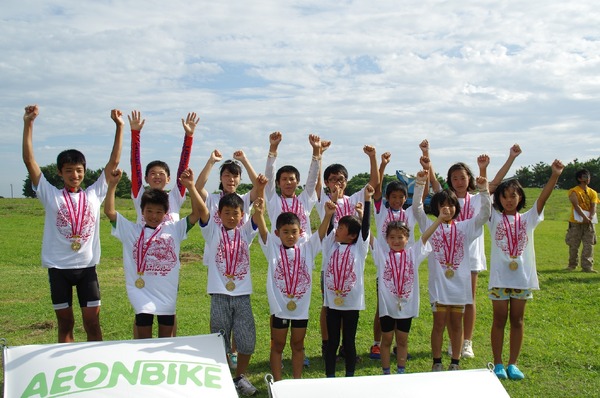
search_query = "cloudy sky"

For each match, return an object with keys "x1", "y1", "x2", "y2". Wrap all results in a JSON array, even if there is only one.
[{"x1": 2, "y1": 1, "x2": 599, "y2": 198}]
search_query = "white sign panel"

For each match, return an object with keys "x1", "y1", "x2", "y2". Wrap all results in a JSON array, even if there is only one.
[
  {"x1": 268, "y1": 368, "x2": 510, "y2": 398},
  {"x1": 3, "y1": 334, "x2": 238, "y2": 398}
]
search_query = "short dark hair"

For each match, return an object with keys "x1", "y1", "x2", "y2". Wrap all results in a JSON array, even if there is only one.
[
  {"x1": 276, "y1": 212, "x2": 301, "y2": 230},
  {"x1": 57, "y1": 149, "x2": 86, "y2": 171},
  {"x1": 385, "y1": 181, "x2": 408, "y2": 199},
  {"x1": 386, "y1": 220, "x2": 410, "y2": 238},
  {"x1": 447, "y1": 162, "x2": 475, "y2": 192},
  {"x1": 324, "y1": 163, "x2": 348, "y2": 181},
  {"x1": 338, "y1": 215, "x2": 361, "y2": 243},
  {"x1": 276, "y1": 165, "x2": 300, "y2": 184},
  {"x1": 430, "y1": 189, "x2": 461, "y2": 219},
  {"x1": 145, "y1": 160, "x2": 170, "y2": 177},
  {"x1": 141, "y1": 188, "x2": 169, "y2": 212},
  {"x1": 575, "y1": 168, "x2": 590, "y2": 182},
  {"x1": 219, "y1": 160, "x2": 243, "y2": 190},
  {"x1": 493, "y1": 179, "x2": 526, "y2": 212},
  {"x1": 218, "y1": 193, "x2": 244, "y2": 212}
]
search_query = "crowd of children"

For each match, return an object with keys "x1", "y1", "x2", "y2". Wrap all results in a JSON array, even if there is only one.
[{"x1": 22, "y1": 104, "x2": 568, "y2": 396}]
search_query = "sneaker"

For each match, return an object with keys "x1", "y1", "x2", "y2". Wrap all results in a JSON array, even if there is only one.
[
  {"x1": 304, "y1": 355, "x2": 310, "y2": 367},
  {"x1": 494, "y1": 364, "x2": 507, "y2": 379},
  {"x1": 397, "y1": 367, "x2": 406, "y2": 374},
  {"x1": 228, "y1": 352, "x2": 238, "y2": 370},
  {"x1": 582, "y1": 268, "x2": 598, "y2": 273},
  {"x1": 432, "y1": 363, "x2": 444, "y2": 372},
  {"x1": 234, "y1": 374, "x2": 258, "y2": 396},
  {"x1": 370, "y1": 344, "x2": 381, "y2": 359},
  {"x1": 448, "y1": 363, "x2": 460, "y2": 371},
  {"x1": 506, "y1": 364, "x2": 525, "y2": 380},
  {"x1": 461, "y1": 339, "x2": 474, "y2": 358}
]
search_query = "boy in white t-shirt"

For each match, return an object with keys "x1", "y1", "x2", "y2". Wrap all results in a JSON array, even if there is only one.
[
  {"x1": 104, "y1": 168, "x2": 202, "y2": 338},
  {"x1": 22, "y1": 104, "x2": 124, "y2": 343},
  {"x1": 254, "y1": 172, "x2": 332, "y2": 381}
]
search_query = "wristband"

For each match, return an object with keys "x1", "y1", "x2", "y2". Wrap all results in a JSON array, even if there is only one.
[{"x1": 268, "y1": 151, "x2": 277, "y2": 158}]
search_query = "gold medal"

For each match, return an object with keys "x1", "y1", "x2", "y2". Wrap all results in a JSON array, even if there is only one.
[
  {"x1": 445, "y1": 268, "x2": 455, "y2": 279},
  {"x1": 509, "y1": 260, "x2": 518, "y2": 271},
  {"x1": 71, "y1": 240, "x2": 81, "y2": 251},
  {"x1": 287, "y1": 300, "x2": 297, "y2": 311},
  {"x1": 226, "y1": 280, "x2": 236, "y2": 291},
  {"x1": 135, "y1": 277, "x2": 145, "y2": 289},
  {"x1": 334, "y1": 296, "x2": 344, "y2": 306}
]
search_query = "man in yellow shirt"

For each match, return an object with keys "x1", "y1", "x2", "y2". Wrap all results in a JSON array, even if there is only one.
[{"x1": 565, "y1": 169, "x2": 598, "y2": 273}]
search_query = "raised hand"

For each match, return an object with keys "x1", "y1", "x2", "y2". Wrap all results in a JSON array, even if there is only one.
[
  {"x1": 182, "y1": 112, "x2": 200, "y2": 136},
  {"x1": 419, "y1": 139, "x2": 430, "y2": 155},
  {"x1": 309, "y1": 134, "x2": 322, "y2": 150},
  {"x1": 269, "y1": 131, "x2": 283, "y2": 146},
  {"x1": 363, "y1": 145, "x2": 376, "y2": 157},
  {"x1": 106, "y1": 168, "x2": 123, "y2": 186},
  {"x1": 325, "y1": 200, "x2": 337, "y2": 217},
  {"x1": 509, "y1": 144, "x2": 522, "y2": 158},
  {"x1": 128, "y1": 110, "x2": 145, "y2": 131},
  {"x1": 477, "y1": 154, "x2": 490, "y2": 169},
  {"x1": 111, "y1": 109, "x2": 124, "y2": 126},
  {"x1": 233, "y1": 150, "x2": 247, "y2": 162},
  {"x1": 381, "y1": 152, "x2": 391, "y2": 166},
  {"x1": 420, "y1": 156, "x2": 431, "y2": 171},
  {"x1": 210, "y1": 149, "x2": 223, "y2": 163},
  {"x1": 320, "y1": 140, "x2": 331, "y2": 155},
  {"x1": 178, "y1": 168, "x2": 195, "y2": 188}
]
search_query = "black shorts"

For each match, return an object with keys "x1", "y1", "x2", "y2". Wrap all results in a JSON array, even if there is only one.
[
  {"x1": 48, "y1": 267, "x2": 101, "y2": 310},
  {"x1": 379, "y1": 316, "x2": 412, "y2": 334},
  {"x1": 271, "y1": 315, "x2": 308, "y2": 329},
  {"x1": 136, "y1": 313, "x2": 175, "y2": 327}
]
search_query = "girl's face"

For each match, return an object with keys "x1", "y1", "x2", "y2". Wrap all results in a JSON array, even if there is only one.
[
  {"x1": 387, "y1": 190, "x2": 407, "y2": 211},
  {"x1": 499, "y1": 187, "x2": 521, "y2": 215},
  {"x1": 386, "y1": 228, "x2": 409, "y2": 251},
  {"x1": 220, "y1": 170, "x2": 241, "y2": 194},
  {"x1": 438, "y1": 200, "x2": 456, "y2": 221},
  {"x1": 450, "y1": 169, "x2": 469, "y2": 197}
]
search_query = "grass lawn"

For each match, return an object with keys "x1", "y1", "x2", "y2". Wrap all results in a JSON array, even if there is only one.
[{"x1": 1, "y1": 189, "x2": 599, "y2": 397}]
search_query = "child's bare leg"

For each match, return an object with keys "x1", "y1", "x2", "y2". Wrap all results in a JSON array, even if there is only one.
[
  {"x1": 431, "y1": 310, "x2": 446, "y2": 358},
  {"x1": 270, "y1": 327, "x2": 288, "y2": 381},
  {"x1": 380, "y1": 330, "x2": 394, "y2": 371},
  {"x1": 395, "y1": 330, "x2": 409, "y2": 369},
  {"x1": 235, "y1": 353, "x2": 252, "y2": 378},
  {"x1": 55, "y1": 307, "x2": 75, "y2": 343},
  {"x1": 81, "y1": 306, "x2": 102, "y2": 341},
  {"x1": 508, "y1": 298, "x2": 526, "y2": 365},
  {"x1": 290, "y1": 327, "x2": 307, "y2": 379},
  {"x1": 448, "y1": 311, "x2": 463, "y2": 361},
  {"x1": 137, "y1": 325, "x2": 153, "y2": 339},
  {"x1": 158, "y1": 324, "x2": 174, "y2": 338},
  {"x1": 491, "y1": 300, "x2": 509, "y2": 364}
]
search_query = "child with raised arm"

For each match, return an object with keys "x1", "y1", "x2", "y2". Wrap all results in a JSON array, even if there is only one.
[
  {"x1": 425, "y1": 141, "x2": 521, "y2": 358},
  {"x1": 129, "y1": 110, "x2": 198, "y2": 223},
  {"x1": 371, "y1": 195, "x2": 450, "y2": 374},
  {"x1": 323, "y1": 184, "x2": 374, "y2": 378},
  {"x1": 489, "y1": 160, "x2": 564, "y2": 381},
  {"x1": 22, "y1": 105, "x2": 123, "y2": 343},
  {"x1": 104, "y1": 168, "x2": 202, "y2": 339},
  {"x1": 255, "y1": 174, "x2": 331, "y2": 381},
  {"x1": 196, "y1": 172, "x2": 262, "y2": 396},
  {"x1": 264, "y1": 132, "x2": 321, "y2": 243},
  {"x1": 412, "y1": 167, "x2": 491, "y2": 372}
]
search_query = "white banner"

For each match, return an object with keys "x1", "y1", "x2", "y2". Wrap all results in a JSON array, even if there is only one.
[
  {"x1": 267, "y1": 368, "x2": 510, "y2": 398},
  {"x1": 3, "y1": 334, "x2": 238, "y2": 398}
]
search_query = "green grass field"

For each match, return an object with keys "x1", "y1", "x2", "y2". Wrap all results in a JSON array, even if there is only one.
[{"x1": 1, "y1": 189, "x2": 599, "y2": 397}]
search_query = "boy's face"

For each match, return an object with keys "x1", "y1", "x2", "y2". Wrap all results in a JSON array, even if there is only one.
[
  {"x1": 219, "y1": 205, "x2": 244, "y2": 230},
  {"x1": 277, "y1": 172, "x2": 298, "y2": 198},
  {"x1": 386, "y1": 228, "x2": 409, "y2": 251},
  {"x1": 275, "y1": 223, "x2": 301, "y2": 248},
  {"x1": 221, "y1": 170, "x2": 241, "y2": 194},
  {"x1": 326, "y1": 172, "x2": 347, "y2": 195},
  {"x1": 142, "y1": 203, "x2": 167, "y2": 228},
  {"x1": 58, "y1": 163, "x2": 86, "y2": 190},
  {"x1": 387, "y1": 190, "x2": 407, "y2": 211},
  {"x1": 145, "y1": 166, "x2": 170, "y2": 190},
  {"x1": 335, "y1": 224, "x2": 357, "y2": 244}
]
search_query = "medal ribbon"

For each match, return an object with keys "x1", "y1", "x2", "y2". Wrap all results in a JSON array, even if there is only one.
[
  {"x1": 440, "y1": 222, "x2": 457, "y2": 269},
  {"x1": 63, "y1": 189, "x2": 87, "y2": 238},
  {"x1": 387, "y1": 208, "x2": 407, "y2": 224},
  {"x1": 281, "y1": 195, "x2": 300, "y2": 215},
  {"x1": 280, "y1": 245, "x2": 301, "y2": 298},
  {"x1": 389, "y1": 249, "x2": 408, "y2": 299},
  {"x1": 221, "y1": 227, "x2": 241, "y2": 277},
  {"x1": 334, "y1": 196, "x2": 352, "y2": 222},
  {"x1": 332, "y1": 244, "x2": 352, "y2": 293},
  {"x1": 136, "y1": 226, "x2": 162, "y2": 275},
  {"x1": 502, "y1": 213, "x2": 521, "y2": 257},
  {"x1": 456, "y1": 194, "x2": 471, "y2": 222}
]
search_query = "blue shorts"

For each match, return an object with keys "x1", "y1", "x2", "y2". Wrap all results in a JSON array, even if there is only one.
[{"x1": 488, "y1": 287, "x2": 533, "y2": 300}]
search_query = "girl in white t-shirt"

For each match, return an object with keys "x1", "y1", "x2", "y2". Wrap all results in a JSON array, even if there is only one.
[{"x1": 488, "y1": 160, "x2": 564, "y2": 381}]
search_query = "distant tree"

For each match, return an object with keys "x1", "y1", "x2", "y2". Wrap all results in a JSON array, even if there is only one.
[
  {"x1": 23, "y1": 165, "x2": 131, "y2": 198},
  {"x1": 236, "y1": 183, "x2": 254, "y2": 195},
  {"x1": 345, "y1": 172, "x2": 370, "y2": 196}
]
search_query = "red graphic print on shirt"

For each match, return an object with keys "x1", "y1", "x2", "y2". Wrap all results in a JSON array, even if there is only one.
[
  {"x1": 133, "y1": 234, "x2": 178, "y2": 276},
  {"x1": 382, "y1": 255, "x2": 414, "y2": 299},
  {"x1": 325, "y1": 248, "x2": 357, "y2": 297},
  {"x1": 494, "y1": 218, "x2": 528, "y2": 256},
  {"x1": 274, "y1": 252, "x2": 311, "y2": 299},
  {"x1": 430, "y1": 227, "x2": 466, "y2": 267},
  {"x1": 56, "y1": 202, "x2": 95, "y2": 242}
]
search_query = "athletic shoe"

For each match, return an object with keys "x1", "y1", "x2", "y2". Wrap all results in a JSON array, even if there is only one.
[
  {"x1": 448, "y1": 363, "x2": 460, "y2": 371},
  {"x1": 370, "y1": 344, "x2": 381, "y2": 359},
  {"x1": 506, "y1": 364, "x2": 525, "y2": 380},
  {"x1": 304, "y1": 355, "x2": 310, "y2": 367},
  {"x1": 431, "y1": 363, "x2": 444, "y2": 372},
  {"x1": 494, "y1": 364, "x2": 508, "y2": 380},
  {"x1": 228, "y1": 352, "x2": 238, "y2": 370},
  {"x1": 396, "y1": 367, "x2": 406, "y2": 374},
  {"x1": 582, "y1": 268, "x2": 598, "y2": 273},
  {"x1": 234, "y1": 374, "x2": 258, "y2": 396},
  {"x1": 461, "y1": 339, "x2": 474, "y2": 358}
]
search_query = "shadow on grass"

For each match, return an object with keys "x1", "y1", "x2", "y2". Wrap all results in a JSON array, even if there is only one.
[{"x1": 538, "y1": 269, "x2": 600, "y2": 286}]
